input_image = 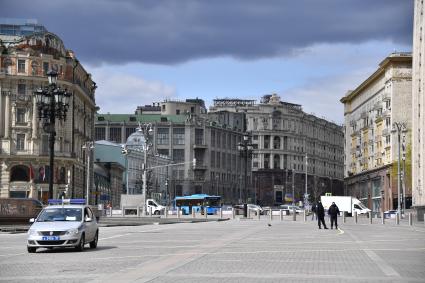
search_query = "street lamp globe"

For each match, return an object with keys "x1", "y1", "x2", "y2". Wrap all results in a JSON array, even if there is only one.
[{"x1": 47, "y1": 70, "x2": 58, "y2": 85}]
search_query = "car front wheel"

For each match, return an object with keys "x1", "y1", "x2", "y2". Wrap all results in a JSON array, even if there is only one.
[
  {"x1": 90, "y1": 231, "x2": 98, "y2": 249},
  {"x1": 27, "y1": 247, "x2": 36, "y2": 253},
  {"x1": 75, "y1": 234, "x2": 85, "y2": 252}
]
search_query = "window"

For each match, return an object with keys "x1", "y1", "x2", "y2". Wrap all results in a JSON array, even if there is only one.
[
  {"x1": 176, "y1": 109, "x2": 180, "y2": 115},
  {"x1": 16, "y1": 108, "x2": 26, "y2": 124},
  {"x1": 173, "y1": 128, "x2": 185, "y2": 145},
  {"x1": 17, "y1": 84, "x2": 26, "y2": 95},
  {"x1": 173, "y1": 149, "x2": 185, "y2": 162},
  {"x1": 211, "y1": 130, "x2": 215, "y2": 147},
  {"x1": 16, "y1": 134, "x2": 25, "y2": 151},
  {"x1": 157, "y1": 149, "x2": 169, "y2": 157},
  {"x1": 18, "y1": 59, "x2": 26, "y2": 73},
  {"x1": 109, "y1": 127, "x2": 122, "y2": 143},
  {"x1": 385, "y1": 117, "x2": 391, "y2": 127},
  {"x1": 43, "y1": 62, "x2": 49, "y2": 75},
  {"x1": 95, "y1": 127, "x2": 105, "y2": 140},
  {"x1": 157, "y1": 128, "x2": 169, "y2": 145}
]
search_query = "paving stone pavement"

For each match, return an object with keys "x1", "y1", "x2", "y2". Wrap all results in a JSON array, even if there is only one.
[{"x1": 0, "y1": 216, "x2": 424, "y2": 283}]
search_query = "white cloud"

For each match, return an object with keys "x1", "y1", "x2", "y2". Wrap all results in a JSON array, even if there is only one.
[{"x1": 91, "y1": 68, "x2": 176, "y2": 113}]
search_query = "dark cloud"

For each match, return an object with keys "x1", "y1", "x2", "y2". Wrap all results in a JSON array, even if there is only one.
[{"x1": 3, "y1": 0, "x2": 413, "y2": 65}]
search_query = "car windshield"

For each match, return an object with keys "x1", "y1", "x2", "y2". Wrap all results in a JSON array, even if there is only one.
[{"x1": 37, "y1": 208, "x2": 82, "y2": 222}]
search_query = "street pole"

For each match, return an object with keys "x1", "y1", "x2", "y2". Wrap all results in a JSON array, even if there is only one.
[
  {"x1": 125, "y1": 153, "x2": 129, "y2": 195},
  {"x1": 86, "y1": 147, "x2": 90, "y2": 205},
  {"x1": 244, "y1": 150, "x2": 248, "y2": 203},
  {"x1": 48, "y1": 92, "x2": 56, "y2": 199},
  {"x1": 304, "y1": 153, "x2": 308, "y2": 208},
  {"x1": 292, "y1": 171, "x2": 295, "y2": 206},
  {"x1": 397, "y1": 131, "x2": 401, "y2": 217},
  {"x1": 142, "y1": 145, "x2": 148, "y2": 216}
]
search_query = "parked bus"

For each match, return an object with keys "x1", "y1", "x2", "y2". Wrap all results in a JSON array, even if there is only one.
[{"x1": 174, "y1": 194, "x2": 221, "y2": 215}]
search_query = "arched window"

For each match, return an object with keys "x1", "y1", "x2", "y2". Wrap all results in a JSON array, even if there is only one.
[{"x1": 10, "y1": 165, "x2": 29, "y2": 182}]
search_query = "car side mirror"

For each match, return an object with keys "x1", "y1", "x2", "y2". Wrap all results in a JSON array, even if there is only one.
[
  {"x1": 85, "y1": 217, "x2": 92, "y2": 222},
  {"x1": 29, "y1": 218, "x2": 35, "y2": 223}
]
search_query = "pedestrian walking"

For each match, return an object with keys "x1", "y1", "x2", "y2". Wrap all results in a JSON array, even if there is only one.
[
  {"x1": 328, "y1": 202, "x2": 340, "y2": 229},
  {"x1": 311, "y1": 202, "x2": 317, "y2": 221},
  {"x1": 317, "y1": 201, "x2": 328, "y2": 229}
]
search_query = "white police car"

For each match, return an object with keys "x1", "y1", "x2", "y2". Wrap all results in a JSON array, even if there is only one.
[{"x1": 27, "y1": 199, "x2": 98, "y2": 253}]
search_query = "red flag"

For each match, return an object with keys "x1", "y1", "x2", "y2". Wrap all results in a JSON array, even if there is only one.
[{"x1": 29, "y1": 164, "x2": 34, "y2": 181}]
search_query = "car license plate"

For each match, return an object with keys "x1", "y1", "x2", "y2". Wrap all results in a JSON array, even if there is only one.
[{"x1": 42, "y1": 236, "x2": 60, "y2": 241}]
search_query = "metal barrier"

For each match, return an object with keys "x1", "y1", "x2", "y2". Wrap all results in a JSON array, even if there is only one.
[
  {"x1": 303, "y1": 210, "x2": 307, "y2": 222},
  {"x1": 409, "y1": 213, "x2": 413, "y2": 226},
  {"x1": 219, "y1": 208, "x2": 223, "y2": 219},
  {"x1": 192, "y1": 208, "x2": 196, "y2": 218},
  {"x1": 280, "y1": 209, "x2": 283, "y2": 221},
  {"x1": 232, "y1": 208, "x2": 235, "y2": 219},
  {"x1": 369, "y1": 211, "x2": 372, "y2": 224},
  {"x1": 164, "y1": 207, "x2": 168, "y2": 218},
  {"x1": 177, "y1": 207, "x2": 181, "y2": 219},
  {"x1": 292, "y1": 209, "x2": 296, "y2": 221},
  {"x1": 258, "y1": 210, "x2": 261, "y2": 220},
  {"x1": 342, "y1": 212, "x2": 346, "y2": 223},
  {"x1": 269, "y1": 209, "x2": 272, "y2": 221},
  {"x1": 381, "y1": 212, "x2": 385, "y2": 224},
  {"x1": 354, "y1": 212, "x2": 358, "y2": 224},
  {"x1": 396, "y1": 213, "x2": 400, "y2": 225}
]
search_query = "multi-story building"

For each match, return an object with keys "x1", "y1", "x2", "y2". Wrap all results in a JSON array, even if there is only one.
[
  {"x1": 209, "y1": 94, "x2": 344, "y2": 206},
  {"x1": 341, "y1": 52, "x2": 412, "y2": 213},
  {"x1": 94, "y1": 161, "x2": 124, "y2": 208},
  {"x1": 412, "y1": 0, "x2": 425, "y2": 220},
  {"x1": 95, "y1": 99, "x2": 250, "y2": 204},
  {"x1": 0, "y1": 18, "x2": 47, "y2": 37},
  {"x1": 0, "y1": 22, "x2": 96, "y2": 202}
]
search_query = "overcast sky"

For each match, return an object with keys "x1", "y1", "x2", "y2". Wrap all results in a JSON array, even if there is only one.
[{"x1": 3, "y1": 0, "x2": 413, "y2": 124}]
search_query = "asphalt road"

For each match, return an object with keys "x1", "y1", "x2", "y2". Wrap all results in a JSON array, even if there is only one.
[{"x1": 1, "y1": 217, "x2": 424, "y2": 283}]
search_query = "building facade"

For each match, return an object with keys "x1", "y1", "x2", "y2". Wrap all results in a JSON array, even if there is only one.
[
  {"x1": 341, "y1": 53, "x2": 412, "y2": 213},
  {"x1": 94, "y1": 161, "x2": 124, "y2": 208},
  {"x1": 412, "y1": 0, "x2": 425, "y2": 220},
  {"x1": 209, "y1": 95, "x2": 344, "y2": 206},
  {"x1": 0, "y1": 25, "x2": 96, "y2": 202},
  {"x1": 95, "y1": 99, "x2": 250, "y2": 205}
]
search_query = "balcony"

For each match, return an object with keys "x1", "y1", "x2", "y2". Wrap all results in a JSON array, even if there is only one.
[{"x1": 193, "y1": 143, "x2": 208, "y2": 149}]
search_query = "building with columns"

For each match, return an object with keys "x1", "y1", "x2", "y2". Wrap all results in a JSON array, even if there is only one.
[
  {"x1": 412, "y1": 0, "x2": 425, "y2": 220},
  {"x1": 95, "y1": 99, "x2": 251, "y2": 205},
  {"x1": 341, "y1": 52, "x2": 412, "y2": 214},
  {"x1": 0, "y1": 22, "x2": 96, "y2": 202},
  {"x1": 209, "y1": 95, "x2": 344, "y2": 206}
]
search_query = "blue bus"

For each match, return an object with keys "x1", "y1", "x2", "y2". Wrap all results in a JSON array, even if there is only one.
[{"x1": 174, "y1": 194, "x2": 221, "y2": 215}]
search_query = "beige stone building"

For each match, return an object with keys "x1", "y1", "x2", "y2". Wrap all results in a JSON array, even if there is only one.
[
  {"x1": 341, "y1": 53, "x2": 412, "y2": 213},
  {"x1": 412, "y1": 0, "x2": 425, "y2": 219},
  {"x1": 0, "y1": 25, "x2": 96, "y2": 202},
  {"x1": 209, "y1": 95, "x2": 344, "y2": 206}
]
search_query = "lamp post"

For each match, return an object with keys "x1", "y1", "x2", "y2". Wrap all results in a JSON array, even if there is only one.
[
  {"x1": 121, "y1": 145, "x2": 129, "y2": 195},
  {"x1": 304, "y1": 153, "x2": 309, "y2": 209},
  {"x1": 82, "y1": 141, "x2": 94, "y2": 205},
  {"x1": 34, "y1": 70, "x2": 71, "y2": 199},
  {"x1": 237, "y1": 133, "x2": 253, "y2": 212},
  {"x1": 216, "y1": 175, "x2": 219, "y2": 196},
  {"x1": 391, "y1": 122, "x2": 407, "y2": 217},
  {"x1": 140, "y1": 124, "x2": 153, "y2": 216}
]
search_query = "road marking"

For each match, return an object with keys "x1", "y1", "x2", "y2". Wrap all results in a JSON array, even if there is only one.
[
  {"x1": 0, "y1": 253, "x2": 25, "y2": 257},
  {"x1": 364, "y1": 249, "x2": 401, "y2": 278},
  {"x1": 337, "y1": 228, "x2": 344, "y2": 235}
]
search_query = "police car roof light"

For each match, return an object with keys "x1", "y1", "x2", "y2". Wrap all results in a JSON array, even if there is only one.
[{"x1": 48, "y1": 199, "x2": 86, "y2": 205}]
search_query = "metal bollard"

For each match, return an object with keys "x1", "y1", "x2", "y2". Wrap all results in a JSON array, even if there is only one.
[
  {"x1": 122, "y1": 207, "x2": 125, "y2": 217},
  {"x1": 381, "y1": 212, "x2": 385, "y2": 224},
  {"x1": 303, "y1": 210, "x2": 307, "y2": 222},
  {"x1": 258, "y1": 209, "x2": 261, "y2": 220},
  {"x1": 149, "y1": 206, "x2": 153, "y2": 217},
  {"x1": 409, "y1": 213, "x2": 413, "y2": 226},
  {"x1": 205, "y1": 208, "x2": 208, "y2": 219},
  {"x1": 165, "y1": 207, "x2": 168, "y2": 218},
  {"x1": 137, "y1": 206, "x2": 140, "y2": 217},
  {"x1": 269, "y1": 209, "x2": 273, "y2": 221},
  {"x1": 232, "y1": 208, "x2": 235, "y2": 219},
  {"x1": 292, "y1": 209, "x2": 296, "y2": 221},
  {"x1": 354, "y1": 211, "x2": 358, "y2": 224},
  {"x1": 342, "y1": 212, "x2": 346, "y2": 223},
  {"x1": 177, "y1": 207, "x2": 180, "y2": 219},
  {"x1": 396, "y1": 213, "x2": 400, "y2": 225},
  {"x1": 280, "y1": 209, "x2": 283, "y2": 221},
  {"x1": 248, "y1": 209, "x2": 251, "y2": 218},
  {"x1": 219, "y1": 208, "x2": 223, "y2": 219},
  {"x1": 109, "y1": 207, "x2": 112, "y2": 217},
  {"x1": 369, "y1": 211, "x2": 372, "y2": 224},
  {"x1": 192, "y1": 208, "x2": 195, "y2": 218}
]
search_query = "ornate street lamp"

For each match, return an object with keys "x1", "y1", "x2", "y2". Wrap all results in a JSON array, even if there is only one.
[
  {"x1": 237, "y1": 133, "x2": 253, "y2": 216},
  {"x1": 34, "y1": 70, "x2": 71, "y2": 199}
]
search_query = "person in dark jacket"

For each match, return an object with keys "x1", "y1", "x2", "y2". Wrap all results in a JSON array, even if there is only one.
[
  {"x1": 311, "y1": 203, "x2": 317, "y2": 220},
  {"x1": 328, "y1": 202, "x2": 340, "y2": 229},
  {"x1": 317, "y1": 201, "x2": 328, "y2": 229}
]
